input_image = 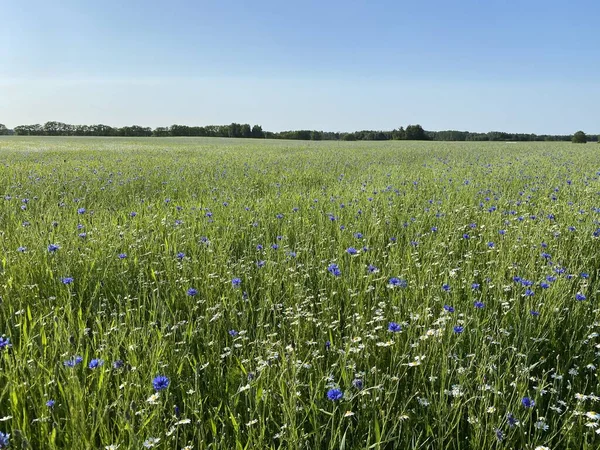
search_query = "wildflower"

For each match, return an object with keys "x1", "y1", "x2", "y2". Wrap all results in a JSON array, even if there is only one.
[
  {"x1": 0, "y1": 337, "x2": 11, "y2": 350},
  {"x1": 46, "y1": 399, "x2": 55, "y2": 408},
  {"x1": 453, "y1": 326, "x2": 464, "y2": 334},
  {"x1": 256, "y1": 260, "x2": 265, "y2": 268},
  {"x1": 325, "y1": 341, "x2": 331, "y2": 350},
  {"x1": 231, "y1": 278, "x2": 241, "y2": 287},
  {"x1": 471, "y1": 283, "x2": 480, "y2": 290},
  {"x1": 17, "y1": 246, "x2": 26, "y2": 252},
  {"x1": 521, "y1": 397, "x2": 535, "y2": 408},
  {"x1": 327, "y1": 388, "x2": 343, "y2": 401},
  {"x1": 443, "y1": 305, "x2": 455, "y2": 313},
  {"x1": 48, "y1": 243, "x2": 60, "y2": 252},
  {"x1": 494, "y1": 428, "x2": 504, "y2": 441},
  {"x1": 474, "y1": 301, "x2": 485, "y2": 309},
  {"x1": 442, "y1": 284, "x2": 450, "y2": 292},
  {"x1": 388, "y1": 277, "x2": 407, "y2": 288},
  {"x1": 524, "y1": 289, "x2": 535, "y2": 297},
  {"x1": 507, "y1": 412, "x2": 519, "y2": 427},
  {"x1": 346, "y1": 247, "x2": 358, "y2": 255},
  {"x1": 89, "y1": 359, "x2": 104, "y2": 369},
  {"x1": 77, "y1": 207, "x2": 86, "y2": 214},
  {"x1": 530, "y1": 310, "x2": 540, "y2": 317},
  {"x1": 176, "y1": 252, "x2": 185, "y2": 260},
  {"x1": 112, "y1": 360, "x2": 124, "y2": 369},
  {"x1": 61, "y1": 277, "x2": 74, "y2": 285},
  {"x1": 153, "y1": 375, "x2": 170, "y2": 391},
  {"x1": 367, "y1": 264, "x2": 379, "y2": 273},
  {"x1": 187, "y1": 288, "x2": 198, "y2": 296},
  {"x1": 143, "y1": 437, "x2": 160, "y2": 448},
  {"x1": 327, "y1": 263, "x2": 341, "y2": 277},
  {"x1": 146, "y1": 393, "x2": 160, "y2": 404},
  {"x1": 64, "y1": 355, "x2": 83, "y2": 367},
  {"x1": 0, "y1": 432, "x2": 9, "y2": 448},
  {"x1": 576, "y1": 293, "x2": 586, "y2": 301},
  {"x1": 118, "y1": 253, "x2": 127, "y2": 259},
  {"x1": 228, "y1": 330, "x2": 239, "y2": 337},
  {"x1": 352, "y1": 379, "x2": 363, "y2": 390},
  {"x1": 388, "y1": 322, "x2": 402, "y2": 333}
]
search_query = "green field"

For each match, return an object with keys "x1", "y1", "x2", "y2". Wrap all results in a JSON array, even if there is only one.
[{"x1": 1, "y1": 137, "x2": 599, "y2": 449}]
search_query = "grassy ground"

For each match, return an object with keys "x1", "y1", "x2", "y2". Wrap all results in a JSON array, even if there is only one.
[{"x1": 0, "y1": 137, "x2": 599, "y2": 449}]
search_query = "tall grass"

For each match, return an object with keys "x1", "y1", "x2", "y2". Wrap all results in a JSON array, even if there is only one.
[{"x1": 0, "y1": 137, "x2": 599, "y2": 449}]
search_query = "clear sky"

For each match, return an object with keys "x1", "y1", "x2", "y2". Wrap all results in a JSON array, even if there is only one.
[{"x1": 1, "y1": 0, "x2": 599, "y2": 134}]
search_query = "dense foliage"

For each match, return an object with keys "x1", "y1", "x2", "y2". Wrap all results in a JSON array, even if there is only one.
[
  {"x1": 3, "y1": 122, "x2": 597, "y2": 142},
  {"x1": 0, "y1": 137, "x2": 600, "y2": 449}
]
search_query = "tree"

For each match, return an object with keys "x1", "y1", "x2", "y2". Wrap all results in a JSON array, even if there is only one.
[
  {"x1": 251, "y1": 125, "x2": 264, "y2": 138},
  {"x1": 572, "y1": 131, "x2": 587, "y2": 143},
  {"x1": 0, "y1": 124, "x2": 8, "y2": 135},
  {"x1": 405, "y1": 124, "x2": 427, "y2": 140}
]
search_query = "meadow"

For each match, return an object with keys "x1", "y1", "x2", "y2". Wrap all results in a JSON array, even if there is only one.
[{"x1": 0, "y1": 136, "x2": 599, "y2": 449}]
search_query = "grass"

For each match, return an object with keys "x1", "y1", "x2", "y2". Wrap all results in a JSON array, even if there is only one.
[{"x1": 0, "y1": 136, "x2": 599, "y2": 449}]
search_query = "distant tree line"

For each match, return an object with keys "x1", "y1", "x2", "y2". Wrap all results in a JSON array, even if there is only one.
[{"x1": 0, "y1": 121, "x2": 598, "y2": 142}]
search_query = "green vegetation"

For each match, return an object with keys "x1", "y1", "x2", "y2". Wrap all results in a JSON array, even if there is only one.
[
  {"x1": 0, "y1": 137, "x2": 600, "y2": 449},
  {"x1": 573, "y1": 131, "x2": 588, "y2": 143},
  {"x1": 5, "y1": 121, "x2": 598, "y2": 142}
]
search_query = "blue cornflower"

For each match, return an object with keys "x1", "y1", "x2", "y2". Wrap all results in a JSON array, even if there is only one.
[
  {"x1": 118, "y1": 253, "x2": 127, "y2": 259},
  {"x1": 367, "y1": 264, "x2": 379, "y2": 273},
  {"x1": 499, "y1": 229, "x2": 506, "y2": 235},
  {"x1": 228, "y1": 330, "x2": 239, "y2": 337},
  {"x1": 352, "y1": 379, "x2": 363, "y2": 390},
  {"x1": 112, "y1": 360, "x2": 124, "y2": 369},
  {"x1": 576, "y1": 293, "x2": 586, "y2": 301},
  {"x1": 541, "y1": 252, "x2": 551, "y2": 259},
  {"x1": 453, "y1": 326, "x2": 464, "y2": 334},
  {"x1": 327, "y1": 388, "x2": 343, "y2": 401},
  {"x1": 271, "y1": 243, "x2": 279, "y2": 250},
  {"x1": 581, "y1": 272, "x2": 590, "y2": 279},
  {"x1": 88, "y1": 359, "x2": 104, "y2": 369},
  {"x1": 471, "y1": 283, "x2": 480, "y2": 290},
  {"x1": 474, "y1": 301, "x2": 485, "y2": 309},
  {"x1": 288, "y1": 251, "x2": 296, "y2": 258},
  {"x1": 327, "y1": 263, "x2": 341, "y2": 277},
  {"x1": 231, "y1": 278, "x2": 242, "y2": 287},
  {"x1": 462, "y1": 234, "x2": 470, "y2": 239},
  {"x1": 130, "y1": 211, "x2": 137, "y2": 217},
  {"x1": 0, "y1": 431, "x2": 9, "y2": 448},
  {"x1": 276, "y1": 213, "x2": 283, "y2": 219},
  {"x1": 388, "y1": 277, "x2": 407, "y2": 288},
  {"x1": 546, "y1": 275, "x2": 556, "y2": 282},
  {"x1": 443, "y1": 305, "x2": 455, "y2": 313},
  {"x1": 325, "y1": 340, "x2": 331, "y2": 350},
  {"x1": 530, "y1": 310, "x2": 540, "y2": 316},
  {"x1": 153, "y1": 375, "x2": 170, "y2": 391},
  {"x1": 524, "y1": 289, "x2": 535, "y2": 297},
  {"x1": 256, "y1": 244, "x2": 263, "y2": 251},
  {"x1": 507, "y1": 413, "x2": 519, "y2": 427},
  {"x1": 77, "y1": 207, "x2": 86, "y2": 214},
  {"x1": 256, "y1": 260, "x2": 266, "y2": 268},
  {"x1": 48, "y1": 243, "x2": 60, "y2": 252},
  {"x1": 521, "y1": 279, "x2": 533, "y2": 287},
  {"x1": 521, "y1": 397, "x2": 535, "y2": 408},
  {"x1": 176, "y1": 252, "x2": 185, "y2": 260},
  {"x1": 187, "y1": 288, "x2": 197, "y2": 296},
  {"x1": 488, "y1": 242, "x2": 495, "y2": 248},
  {"x1": 388, "y1": 322, "x2": 402, "y2": 332},
  {"x1": 354, "y1": 232, "x2": 363, "y2": 239},
  {"x1": 64, "y1": 356, "x2": 83, "y2": 367},
  {"x1": 431, "y1": 226, "x2": 438, "y2": 232},
  {"x1": 46, "y1": 399, "x2": 55, "y2": 408},
  {"x1": 540, "y1": 282, "x2": 550, "y2": 289},
  {"x1": 442, "y1": 284, "x2": 450, "y2": 292},
  {"x1": 0, "y1": 337, "x2": 11, "y2": 350},
  {"x1": 346, "y1": 247, "x2": 358, "y2": 255},
  {"x1": 79, "y1": 232, "x2": 87, "y2": 238},
  {"x1": 17, "y1": 246, "x2": 26, "y2": 252},
  {"x1": 61, "y1": 277, "x2": 74, "y2": 285}
]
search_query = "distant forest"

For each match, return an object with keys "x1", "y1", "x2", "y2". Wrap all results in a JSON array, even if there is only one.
[{"x1": 0, "y1": 121, "x2": 597, "y2": 142}]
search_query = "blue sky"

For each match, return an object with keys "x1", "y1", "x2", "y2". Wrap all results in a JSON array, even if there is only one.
[{"x1": 1, "y1": 0, "x2": 599, "y2": 133}]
